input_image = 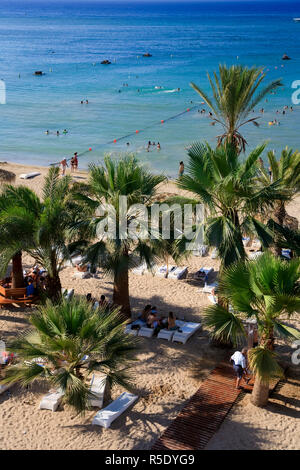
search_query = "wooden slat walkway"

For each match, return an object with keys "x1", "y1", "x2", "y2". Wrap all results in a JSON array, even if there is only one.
[
  {"x1": 152, "y1": 361, "x2": 282, "y2": 450},
  {"x1": 152, "y1": 362, "x2": 241, "y2": 450}
]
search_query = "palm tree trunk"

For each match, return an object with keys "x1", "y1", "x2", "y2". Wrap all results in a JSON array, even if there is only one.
[
  {"x1": 11, "y1": 251, "x2": 24, "y2": 288},
  {"x1": 251, "y1": 377, "x2": 269, "y2": 407},
  {"x1": 273, "y1": 202, "x2": 286, "y2": 256},
  {"x1": 113, "y1": 268, "x2": 131, "y2": 319}
]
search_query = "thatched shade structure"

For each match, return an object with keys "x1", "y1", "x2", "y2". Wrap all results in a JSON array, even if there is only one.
[{"x1": 0, "y1": 169, "x2": 16, "y2": 183}]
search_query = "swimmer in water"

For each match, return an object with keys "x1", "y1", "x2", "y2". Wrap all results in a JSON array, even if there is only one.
[
  {"x1": 56, "y1": 131, "x2": 60, "y2": 136},
  {"x1": 157, "y1": 142, "x2": 161, "y2": 150},
  {"x1": 73, "y1": 152, "x2": 78, "y2": 171},
  {"x1": 63, "y1": 129, "x2": 68, "y2": 134},
  {"x1": 45, "y1": 130, "x2": 49, "y2": 135}
]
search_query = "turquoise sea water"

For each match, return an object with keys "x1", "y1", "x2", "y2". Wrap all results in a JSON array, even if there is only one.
[{"x1": 0, "y1": 1, "x2": 300, "y2": 176}]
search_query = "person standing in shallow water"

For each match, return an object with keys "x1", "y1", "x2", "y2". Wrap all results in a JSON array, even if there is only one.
[{"x1": 178, "y1": 161, "x2": 184, "y2": 178}]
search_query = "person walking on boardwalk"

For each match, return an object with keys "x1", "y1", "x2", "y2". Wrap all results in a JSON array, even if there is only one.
[{"x1": 230, "y1": 348, "x2": 251, "y2": 389}]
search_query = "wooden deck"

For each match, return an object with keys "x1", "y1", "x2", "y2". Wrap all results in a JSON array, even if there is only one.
[{"x1": 152, "y1": 361, "x2": 280, "y2": 450}]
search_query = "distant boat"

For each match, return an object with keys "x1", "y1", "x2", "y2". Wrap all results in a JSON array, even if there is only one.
[{"x1": 293, "y1": 18, "x2": 300, "y2": 22}]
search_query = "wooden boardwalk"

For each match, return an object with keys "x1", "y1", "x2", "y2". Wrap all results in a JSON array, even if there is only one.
[{"x1": 152, "y1": 362, "x2": 251, "y2": 450}]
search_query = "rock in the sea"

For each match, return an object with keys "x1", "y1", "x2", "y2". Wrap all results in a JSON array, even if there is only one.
[
  {"x1": 34, "y1": 71, "x2": 44, "y2": 75},
  {"x1": 101, "y1": 60, "x2": 111, "y2": 64},
  {"x1": 282, "y1": 54, "x2": 291, "y2": 60},
  {"x1": 143, "y1": 53, "x2": 152, "y2": 57}
]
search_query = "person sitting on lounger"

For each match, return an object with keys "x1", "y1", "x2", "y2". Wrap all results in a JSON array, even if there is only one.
[
  {"x1": 167, "y1": 311, "x2": 177, "y2": 330},
  {"x1": 75, "y1": 263, "x2": 88, "y2": 272},
  {"x1": 139, "y1": 304, "x2": 152, "y2": 322}
]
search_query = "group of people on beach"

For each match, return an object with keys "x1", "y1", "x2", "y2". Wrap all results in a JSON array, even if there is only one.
[
  {"x1": 86, "y1": 293, "x2": 109, "y2": 310},
  {"x1": 138, "y1": 305, "x2": 178, "y2": 333},
  {"x1": 60, "y1": 152, "x2": 78, "y2": 175}
]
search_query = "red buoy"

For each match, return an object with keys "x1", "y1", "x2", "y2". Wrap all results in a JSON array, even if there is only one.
[
  {"x1": 89, "y1": 148, "x2": 92, "y2": 151},
  {"x1": 161, "y1": 120, "x2": 164, "y2": 123},
  {"x1": 187, "y1": 108, "x2": 190, "y2": 111},
  {"x1": 113, "y1": 139, "x2": 117, "y2": 143},
  {"x1": 136, "y1": 130, "x2": 139, "y2": 133}
]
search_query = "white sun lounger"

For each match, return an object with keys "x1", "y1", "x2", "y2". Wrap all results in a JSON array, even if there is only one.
[
  {"x1": 39, "y1": 389, "x2": 64, "y2": 412},
  {"x1": 194, "y1": 267, "x2": 213, "y2": 280},
  {"x1": 138, "y1": 326, "x2": 155, "y2": 338},
  {"x1": 157, "y1": 320, "x2": 185, "y2": 341},
  {"x1": 0, "y1": 383, "x2": 13, "y2": 395},
  {"x1": 20, "y1": 172, "x2": 41, "y2": 180},
  {"x1": 202, "y1": 282, "x2": 218, "y2": 294},
  {"x1": 172, "y1": 322, "x2": 202, "y2": 344},
  {"x1": 125, "y1": 319, "x2": 146, "y2": 336},
  {"x1": 208, "y1": 294, "x2": 217, "y2": 304},
  {"x1": 92, "y1": 392, "x2": 138, "y2": 428},
  {"x1": 62, "y1": 288, "x2": 74, "y2": 301},
  {"x1": 0, "y1": 340, "x2": 6, "y2": 365},
  {"x1": 132, "y1": 263, "x2": 147, "y2": 275},
  {"x1": 72, "y1": 270, "x2": 90, "y2": 279},
  {"x1": 248, "y1": 251, "x2": 263, "y2": 260},
  {"x1": 192, "y1": 244, "x2": 208, "y2": 257},
  {"x1": 168, "y1": 266, "x2": 188, "y2": 280},
  {"x1": 89, "y1": 375, "x2": 107, "y2": 408},
  {"x1": 155, "y1": 265, "x2": 176, "y2": 278}
]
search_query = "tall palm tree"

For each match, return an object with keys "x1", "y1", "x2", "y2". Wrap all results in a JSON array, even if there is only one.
[
  {"x1": 0, "y1": 169, "x2": 24, "y2": 288},
  {"x1": 191, "y1": 64, "x2": 282, "y2": 152},
  {"x1": 0, "y1": 167, "x2": 82, "y2": 301},
  {"x1": 1, "y1": 297, "x2": 138, "y2": 414},
  {"x1": 176, "y1": 142, "x2": 287, "y2": 274},
  {"x1": 203, "y1": 252, "x2": 300, "y2": 407},
  {"x1": 73, "y1": 155, "x2": 166, "y2": 318},
  {"x1": 257, "y1": 147, "x2": 300, "y2": 254}
]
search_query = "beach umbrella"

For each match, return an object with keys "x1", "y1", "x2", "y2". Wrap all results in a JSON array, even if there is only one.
[{"x1": 0, "y1": 169, "x2": 16, "y2": 184}]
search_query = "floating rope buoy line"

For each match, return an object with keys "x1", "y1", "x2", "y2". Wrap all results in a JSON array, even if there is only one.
[{"x1": 49, "y1": 105, "x2": 198, "y2": 166}]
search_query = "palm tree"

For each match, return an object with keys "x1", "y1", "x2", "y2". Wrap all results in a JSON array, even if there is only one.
[
  {"x1": 0, "y1": 167, "x2": 82, "y2": 301},
  {"x1": 0, "y1": 169, "x2": 24, "y2": 288},
  {"x1": 257, "y1": 147, "x2": 300, "y2": 255},
  {"x1": 73, "y1": 155, "x2": 166, "y2": 318},
  {"x1": 203, "y1": 252, "x2": 300, "y2": 407},
  {"x1": 267, "y1": 220, "x2": 300, "y2": 257},
  {"x1": 1, "y1": 297, "x2": 138, "y2": 414},
  {"x1": 190, "y1": 64, "x2": 282, "y2": 152},
  {"x1": 176, "y1": 142, "x2": 287, "y2": 274}
]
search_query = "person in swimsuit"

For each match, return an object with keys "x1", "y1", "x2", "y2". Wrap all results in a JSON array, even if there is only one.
[{"x1": 178, "y1": 161, "x2": 184, "y2": 178}]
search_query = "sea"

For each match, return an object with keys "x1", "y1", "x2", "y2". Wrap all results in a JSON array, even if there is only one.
[{"x1": 0, "y1": 0, "x2": 300, "y2": 176}]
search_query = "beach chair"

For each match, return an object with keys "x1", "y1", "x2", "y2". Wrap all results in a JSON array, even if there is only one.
[
  {"x1": 19, "y1": 172, "x2": 41, "y2": 180},
  {"x1": 202, "y1": 282, "x2": 218, "y2": 294},
  {"x1": 0, "y1": 340, "x2": 6, "y2": 365},
  {"x1": 211, "y1": 248, "x2": 218, "y2": 259},
  {"x1": 282, "y1": 248, "x2": 292, "y2": 259},
  {"x1": 89, "y1": 374, "x2": 107, "y2": 408},
  {"x1": 157, "y1": 320, "x2": 185, "y2": 341},
  {"x1": 39, "y1": 388, "x2": 64, "y2": 412},
  {"x1": 192, "y1": 244, "x2": 208, "y2": 257},
  {"x1": 132, "y1": 263, "x2": 147, "y2": 275},
  {"x1": 92, "y1": 392, "x2": 138, "y2": 428},
  {"x1": 194, "y1": 267, "x2": 213, "y2": 281},
  {"x1": 62, "y1": 288, "x2": 74, "y2": 301},
  {"x1": 168, "y1": 266, "x2": 188, "y2": 280},
  {"x1": 138, "y1": 326, "x2": 155, "y2": 338},
  {"x1": 125, "y1": 319, "x2": 145, "y2": 336},
  {"x1": 172, "y1": 322, "x2": 202, "y2": 345},
  {"x1": 208, "y1": 294, "x2": 217, "y2": 304},
  {"x1": 155, "y1": 265, "x2": 176, "y2": 278},
  {"x1": 72, "y1": 270, "x2": 90, "y2": 279},
  {"x1": 0, "y1": 383, "x2": 12, "y2": 395},
  {"x1": 248, "y1": 251, "x2": 263, "y2": 260}
]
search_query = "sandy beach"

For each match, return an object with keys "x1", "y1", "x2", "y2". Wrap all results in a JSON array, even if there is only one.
[{"x1": 0, "y1": 162, "x2": 299, "y2": 450}]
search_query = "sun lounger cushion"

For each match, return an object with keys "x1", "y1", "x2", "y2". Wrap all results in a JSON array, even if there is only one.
[
  {"x1": 125, "y1": 319, "x2": 146, "y2": 336},
  {"x1": 132, "y1": 263, "x2": 147, "y2": 275},
  {"x1": 172, "y1": 322, "x2": 202, "y2": 344},
  {"x1": 194, "y1": 267, "x2": 213, "y2": 280},
  {"x1": 192, "y1": 245, "x2": 208, "y2": 257},
  {"x1": 138, "y1": 326, "x2": 155, "y2": 338},
  {"x1": 39, "y1": 389, "x2": 64, "y2": 412},
  {"x1": 89, "y1": 375, "x2": 107, "y2": 408},
  {"x1": 72, "y1": 271, "x2": 90, "y2": 279},
  {"x1": 19, "y1": 172, "x2": 41, "y2": 179},
  {"x1": 168, "y1": 266, "x2": 188, "y2": 280},
  {"x1": 248, "y1": 251, "x2": 263, "y2": 260},
  {"x1": 157, "y1": 320, "x2": 185, "y2": 341},
  {"x1": 155, "y1": 265, "x2": 176, "y2": 277},
  {"x1": 202, "y1": 282, "x2": 218, "y2": 294},
  {"x1": 208, "y1": 294, "x2": 217, "y2": 304},
  {"x1": 92, "y1": 392, "x2": 138, "y2": 428}
]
